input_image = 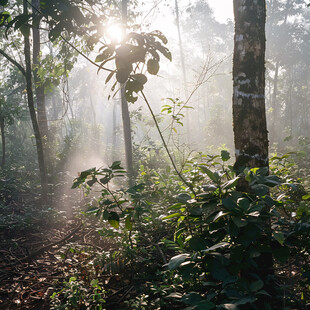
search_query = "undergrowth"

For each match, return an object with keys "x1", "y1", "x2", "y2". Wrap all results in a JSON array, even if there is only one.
[{"x1": 49, "y1": 149, "x2": 310, "y2": 310}]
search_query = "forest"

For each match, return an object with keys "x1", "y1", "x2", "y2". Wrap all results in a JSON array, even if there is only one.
[{"x1": 0, "y1": 0, "x2": 310, "y2": 309}]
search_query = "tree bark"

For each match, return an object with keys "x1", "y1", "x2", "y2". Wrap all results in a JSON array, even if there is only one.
[
  {"x1": 32, "y1": 0, "x2": 49, "y2": 144},
  {"x1": 23, "y1": 0, "x2": 48, "y2": 199},
  {"x1": 121, "y1": 0, "x2": 134, "y2": 187}
]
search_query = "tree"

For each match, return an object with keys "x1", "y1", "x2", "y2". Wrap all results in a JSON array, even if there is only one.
[
  {"x1": 232, "y1": 0, "x2": 274, "y2": 305},
  {"x1": 233, "y1": 0, "x2": 269, "y2": 177},
  {"x1": 23, "y1": 0, "x2": 48, "y2": 198},
  {"x1": 120, "y1": 0, "x2": 134, "y2": 187},
  {"x1": 32, "y1": 0, "x2": 49, "y2": 146}
]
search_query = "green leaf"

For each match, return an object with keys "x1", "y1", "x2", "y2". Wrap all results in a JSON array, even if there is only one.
[
  {"x1": 0, "y1": 0, "x2": 8, "y2": 5},
  {"x1": 302, "y1": 194, "x2": 310, "y2": 200},
  {"x1": 0, "y1": 11, "x2": 10, "y2": 26},
  {"x1": 132, "y1": 73, "x2": 148, "y2": 85},
  {"x1": 20, "y1": 24, "x2": 30, "y2": 37},
  {"x1": 147, "y1": 58, "x2": 160, "y2": 75},
  {"x1": 110, "y1": 161, "x2": 123, "y2": 170},
  {"x1": 250, "y1": 280, "x2": 264, "y2": 292},
  {"x1": 125, "y1": 215, "x2": 133, "y2": 230},
  {"x1": 181, "y1": 292, "x2": 202, "y2": 305},
  {"x1": 203, "y1": 242, "x2": 229, "y2": 253},
  {"x1": 199, "y1": 166, "x2": 220, "y2": 183},
  {"x1": 232, "y1": 216, "x2": 248, "y2": 228},
  {"x1": 163, "y1": 213, "x2": 181, "y2": 220},
  {"x1": 156, "y1": 44, "x2": 172, "y2": 61},
  {"x1": 176, "y1": 193, "x2": 192, "y2": 203},
  {"x1": 105, "y1": 71, "x2": 115, "y2": 84},
  {"x1": 116, "y1": 68, "x2": 131, "y2": 84},
  {"x1": 95, "y1": 48, "x2": 114, "y2": 62},
  {"x1": 196, "y1": 300, "x2": 215, "y2": 309},
  {"x1": 189, "y1": 207, "x2": 202, "y2": 216},
  {"x1": 108, "y1": 212, "x2": 120, "y2": 229},
  {"x1": 273, "y1": 231, "x2": 285, "y2": 246},
  {"x1": 252, "y1": 184, "x2": 269, "y2": 196},
  {"x1": 80, "y1": 167, "x2": 96, "y2": 179},
  {"x1": 91, "y1": 279, "x2": 99, "y2": 288},
  {"x1": 221, "y1": 150, "x2": 230, "y2": 161},
  {"x1": 168, "y1": 253, "x2": 190, "y2": 270},
  {"x1": 150, "y1": 30, "x2": 168, "y2": 44},
  {"x1": 188, "y1": 236, "x2": 207, "y2": 251},
  {"x1": 220, "y1": 304, "x2": 238, "y2": 310},
  {"x1": 222, "y1": 177, "x2": 239, "y2": 190},
  {"x1": 166, "y1": 292, "x2": 183, "y2": 299},
  {"x1": 222, "y1": 198, "x2": 236, "y2": 211}
]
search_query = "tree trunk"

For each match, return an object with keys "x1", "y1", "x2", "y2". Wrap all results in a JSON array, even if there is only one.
[
  {"x1": 112, "y1": 99, "x2": 117, "y2": 162},
  {"x1": 232, "y1": 0, "x2": 274, "y2": 306},
  {"x1": 23, "y1": 0, "x2": 48, "y2": 199},
  {"x1": 121, "y1": 0, "x2": 134, "y2": 187},
  {"x1": 0, "y1": 116, "x2": 5, "y2": 169},
  {"x1": 32, "y1": 0, "x2": 49, "y2": 144},
  {"x1": 233, "y1": 0, "x2": 269, "y2": 175}
]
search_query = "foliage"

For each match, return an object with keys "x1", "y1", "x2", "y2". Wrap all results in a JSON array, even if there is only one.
[
  {"x1": 67, "y1": 150, "x2": 310, "y2": 309},
  {"x1": 50, "y1": 277, "x2": 106, "y2": 310},
  {"x1": 96, "y1": 30, "x2": 171, "y2": 103}
]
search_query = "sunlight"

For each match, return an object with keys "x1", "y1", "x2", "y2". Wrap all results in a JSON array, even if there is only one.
[{"x1": 105, "y1": 24, "x2": 123, "y2": 43}]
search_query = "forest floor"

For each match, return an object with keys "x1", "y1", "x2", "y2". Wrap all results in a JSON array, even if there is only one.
[{"x1": 0, "y1": 194, "x2": 116, "y2": 310}]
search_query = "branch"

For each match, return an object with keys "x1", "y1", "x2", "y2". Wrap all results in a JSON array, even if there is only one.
[
  {"x1": 141, "y1": 90, "x2": 196, "y2": 197},
  {"x1": 0, "y1": 49, "x2": 26, "y2": 77},
  {"x1": 60, "y1": 34, "x2": 113, "y2": 73}
]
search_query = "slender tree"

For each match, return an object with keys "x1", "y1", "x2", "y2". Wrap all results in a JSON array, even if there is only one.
[
  {"x1": 120, "y1": 0, "x2": 134, "y2": 187},
  {"x1": 32, "y1": 0, "x2": 49, "y2": 145},
  {"x1": 23, "y1": 0, "x2": 48, "y2": 199}
]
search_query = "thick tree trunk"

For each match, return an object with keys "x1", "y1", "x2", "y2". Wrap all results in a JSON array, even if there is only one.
[
  {"x1": 232, "y1": 0, "x2": 274, "y2": 306},
  {"x1": 23, "y1": 0, "x2": 48, "y2": 199},
  {"x1": 121, "y1": 0, "x2": 134, "y2": 187},
  {"x1": 32, "y1": 0, "x2": 49, "y2": 144},
  {"x1": 233, "y1": 0, "x2": 269, "y2": 175}
]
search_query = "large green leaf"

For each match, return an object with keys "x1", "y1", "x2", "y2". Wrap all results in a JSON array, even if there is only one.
[
  {"x1": 203, "y1": 242, "x2": 229, "y2": 253},
  {"x1": 108, "y1": 212, "x2": 120, "y2": 229},
  {"x1": 181, "y1": 292, "x2": 202, "y2": 305},
  {"x1": 168, "y1": 253, "x2": 190, "y2": 270},
  {"x1": 147, "y1": 58, "x2": 160, "y2": 75},
  {"x1": 199, "y1": 166, "x2": 220, "y2": 183},
  {"x1": 222, "y1": 198, "x2": 236, "y2": 211},
  {"x1": 250, "y1": 280, "x2": 264, "y2": 292},
  {"x1": 221, "y1": 150, "x2": 230, "y2": 161},
  {"x1": 273, "y1": 231, "x2": 285, "y2": 245}
]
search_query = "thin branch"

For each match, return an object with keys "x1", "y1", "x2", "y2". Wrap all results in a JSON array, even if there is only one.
[
  {"x1": 141, "y1": 90, "x2": 196, "y2": 196},
  {"x1": 0, "y1": 49, "x2": 26, "y2": 77}
]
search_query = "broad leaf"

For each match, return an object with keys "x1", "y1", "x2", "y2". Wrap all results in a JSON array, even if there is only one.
[
  {"x1": 168, "y1": 253, "x2": 190, "y2": 270},
  {"x1": 147, "y1": 58, "x2": 160, "y2": 75}
]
